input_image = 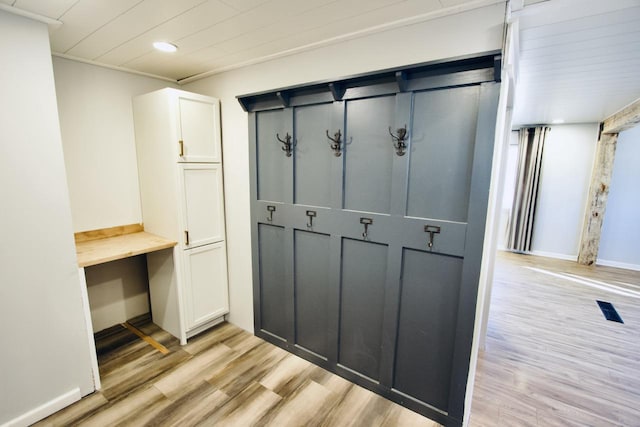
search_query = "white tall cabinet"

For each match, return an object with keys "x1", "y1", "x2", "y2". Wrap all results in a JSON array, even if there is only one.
[{"x1": 133, "y1": 88, "x2": 228, "y2": 344}]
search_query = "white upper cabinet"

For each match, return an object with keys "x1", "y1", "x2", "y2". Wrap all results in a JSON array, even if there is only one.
[{"x1": 177, "y1": 95, "x2": 221, "y2": 163}]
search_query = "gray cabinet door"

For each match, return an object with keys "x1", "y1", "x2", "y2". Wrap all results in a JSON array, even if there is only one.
[{"x1": 250, "y1": 77, "x2": 500, "y2": 427}]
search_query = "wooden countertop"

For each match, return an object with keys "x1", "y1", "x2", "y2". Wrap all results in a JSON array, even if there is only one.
[{"x1": 75, "y1": 224, "x2": 177, "y2": 267}]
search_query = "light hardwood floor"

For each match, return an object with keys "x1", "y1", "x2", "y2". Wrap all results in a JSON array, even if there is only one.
[
  {"x1": 36, "y1": 319, "x2": 436, "y2": 426},
  {"x1": 37, "y1": 251, "x2": 640, "y2": 426},
  {"x1": 469, "y1": 251, "x2": 640, "y2": 426}
]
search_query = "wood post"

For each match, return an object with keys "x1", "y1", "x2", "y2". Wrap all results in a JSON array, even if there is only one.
[
  {"x1": 577, "y1": 97, "x2": 640, "y2": 265},
  {"x1": 577, "y1": 132, "x2": 618, "y2": 265}
]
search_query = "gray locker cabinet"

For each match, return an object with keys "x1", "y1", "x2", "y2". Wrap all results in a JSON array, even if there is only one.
[{"x1": 245, "y1": 55, "x2": 501, "y2": 427}]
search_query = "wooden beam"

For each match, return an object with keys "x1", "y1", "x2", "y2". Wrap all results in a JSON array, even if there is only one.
[
  {"x1": 602, "y1": 97, "x2": 640, "y2": 134},
  {"x1": 577, "y1": 132, "x2": 618, "y2": 265}
]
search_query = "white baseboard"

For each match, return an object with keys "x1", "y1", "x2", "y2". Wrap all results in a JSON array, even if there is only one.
[
  {"x1": 528, "y1": 250, "x2": 578, "y2": 262},
  {"x1": 596, "y1": 259, "x2": 640, "y2": 272},
  {"x1": 1, "y1": 388, "x2": 80, "y2": 427}
]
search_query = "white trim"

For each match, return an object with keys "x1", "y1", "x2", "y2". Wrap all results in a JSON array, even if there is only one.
[
  {"x1": 528, "y1": 250, "x2": 577, "y2": 262},
  {"x1": 465, "y1": 67, "x2": 513, "y2": 426},
  {"x1": 596, "y1": 258, "x2": 640, "y2": 272},
  {"x1": 0, "y1": 388, "x2": 80, "y2": 427},
  {"x1": 0, "y1": 4, "x2": 62, "y2": 29},
  {"x1": 52, "y1": 53, "x2": 178, "y2": 84},
  {"x1": 178, "y1": 0, "x2": 506, "y2": 84},
  {"x1": 78, "y1": 267, "x2": 101, "y2": 391}
]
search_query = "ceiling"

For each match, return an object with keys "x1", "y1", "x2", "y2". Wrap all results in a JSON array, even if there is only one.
[
  {"x1": 511, "y1": 0, "x2": 640, "y2": 125},
  {"x1": 2, "y1": 0, "x2": 640, "y2": 126},
  {"x1": 0, "y1": 0, "x2": 502, "y2": 81}
]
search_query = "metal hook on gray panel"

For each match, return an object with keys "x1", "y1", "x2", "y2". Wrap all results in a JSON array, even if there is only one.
[
  {"x1": 389, "y1": 125, "x2": 408, "y2": 156},
  {"x1": 267, "y1": 205, "x2": 276, "y2": 222},
  {"x1": 424, "y1": 225, "x2": 441, "y2": 249},
  {"x1": 306, "y1": 210, "x2": 316, "y2": 228},
  {"x1": 326, "y1": 129, "x2": 342, "y2": 157},
  {"x1": 276, "y1": 132, "x2": 293, "y2": 157},
  {"x1": 360, "y1": 217, "x2": 373, "y2": 240}
]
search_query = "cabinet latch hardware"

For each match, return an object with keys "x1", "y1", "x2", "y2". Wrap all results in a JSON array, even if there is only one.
[
  {"x1": 267, "y1": 205, "x2": 276, "y2": 222},
  {"x1": 306, "y1": 210, "x2": 317, "y2": 228},
  {"x1": 179, "y1": 139, "x2": 184, "y2": 157},
  {"x1": 184, "y1": 230, "x2": 190, "y2": 245},
  {"x1": 424, "y1": 225, "x2": 441, "y2": 249},
  {"x1": 360, "y1": 217, "x2": 373, "y2": 240}
]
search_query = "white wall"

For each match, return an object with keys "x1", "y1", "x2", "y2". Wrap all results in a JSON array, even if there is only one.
[
  {"x1": 53, "y1": 56, "x2": 177, "y2": 231},
  {"x1": 497, "y1": 132, "x2": 520, "y2": 248},
  {"x1": 52, "y1": 57, "x2": 177, "y2": 331},
  {"x1": 184, "y1": 3, "x2": 506, "y2": 332},
  {"x1": 598, "y1": 125, "x2": 640, "y2": 270},
  {"x1": 0, "y1": 10, "x2": 94, "y2": 424},
  {"x1": 529, "y1": 123, "x2": 599, "y2": 260}
]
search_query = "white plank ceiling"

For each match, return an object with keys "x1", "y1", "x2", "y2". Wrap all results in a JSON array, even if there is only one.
[
  {"x1": 0, "y1": 0, "x2": 502, "y2": 81},
  {"x1": 512, "y1": 0, "x2": 640, "y2": 125},
  {"x1": 2, "y1": 0, "x2": 640, "y2": 125}
]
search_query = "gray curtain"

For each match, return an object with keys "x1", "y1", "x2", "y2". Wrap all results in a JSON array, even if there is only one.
[{"x1": 507, "y1": 126, "x2": 550, "y2": 252}]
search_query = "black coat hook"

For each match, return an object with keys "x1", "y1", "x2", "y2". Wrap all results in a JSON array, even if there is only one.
[
  {"x1": 389, "y1": 125, "x2": 408, "y2": 156},
  {"x1": 276, "y1": 132, "x2": 293, "y2": 157},
  {"x1": 326, "y1": 129, "x2": 342, "y2": 157}
]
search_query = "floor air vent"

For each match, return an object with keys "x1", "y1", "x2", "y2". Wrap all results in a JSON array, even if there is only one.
[{"x1": 596, "y1": 300, "x2": 624, "y2": 324}]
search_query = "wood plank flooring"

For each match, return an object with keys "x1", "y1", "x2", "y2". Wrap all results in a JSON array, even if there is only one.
[
  {"x1": 36, "y1": 251, "x2": 640, "y2": 426},
  {"x1": 36, "y1": 318, "x2": 436, "y2": 426},
  {"x1": 469, "y1": 251, "x2": 640, "y2": 426}
]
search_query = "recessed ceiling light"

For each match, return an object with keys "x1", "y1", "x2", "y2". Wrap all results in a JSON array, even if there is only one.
[
  {"x1": 153, "y1": 41, "x2": 178, "y2": 53},
  {"x1": 551, "y1": 119, "x2": 565, "y2": 124}
]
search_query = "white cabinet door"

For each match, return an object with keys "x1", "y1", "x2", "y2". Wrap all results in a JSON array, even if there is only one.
[
  {"x1": 177, "y1": 96, "x2": 221, "y2": 163},
  {"x1": 179, "y1": 163, "x2": 225, "y2": 248},
  {"x1": 182, "y1": 242, "x2": 229, "y2": 329}
]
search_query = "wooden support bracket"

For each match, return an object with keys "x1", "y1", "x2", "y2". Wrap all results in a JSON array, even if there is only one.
[
  {"x1": 276, "y1": 91, "x2": 290, "y2": 108},
  {"x1": 328, "y1": 83, "x2": 345, "y2": 101},
  {"x1": 395, "y1": 71, "x2": 408, "y2": 92}
]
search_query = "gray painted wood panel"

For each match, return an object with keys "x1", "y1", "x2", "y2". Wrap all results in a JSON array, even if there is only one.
[
  {"x1": 258, "y1": 224, "x2": 287, "y2": 339},
  {"x1": 257, "y1": 109, "x2": 289, "y2": 202},
  {"x1": 447, "y1": 82, "x2": 499, "y2": 421},
  {"x1": 338, "y1": 238, "x2": 388, "y2": 381},
  {"x1": 343, "y1": 96, "x2": 396, "y2": 214},
  {"x1": 393, "y1": 249, "x2": 463, "y2": 411},
  {"x1": 293, "y1": 230, "x2": 331, "y2": 358},
  {"x1": 248, "y1": 60, "x2": 501, "y2": 427},
  {"x1": 294, "y1": 103, "x2": 333, "y2": 207},
  {"x1": 407, "y1": 86, "x2": 480, "y2": 222}
]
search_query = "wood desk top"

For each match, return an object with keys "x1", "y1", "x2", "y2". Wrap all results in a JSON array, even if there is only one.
[{"x1": 75, "y1": 224, "x2": 177, "y2": 267}]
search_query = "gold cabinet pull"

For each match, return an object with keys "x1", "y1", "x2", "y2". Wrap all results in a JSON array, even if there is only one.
[
  {"x1": 179, "y1": 140, "x2": 184, "y2": 157},
  {"x1": 184, "y1": 230, "x2": 190, "y2": 245}
]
